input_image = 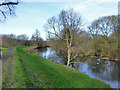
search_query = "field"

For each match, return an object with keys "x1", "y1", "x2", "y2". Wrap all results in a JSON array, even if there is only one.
[{"x1": 2, "y1": 47, "x2": 112, "y2": 88}]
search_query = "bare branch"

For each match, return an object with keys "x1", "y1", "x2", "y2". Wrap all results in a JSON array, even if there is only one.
[
  {"x1": 0, "y1": 10, "x2": 6, "y2": 19},
  {"x1": 0, "y1": 0, "x2": 19, "y2": 22},
  {"x1": 0, "y1": 2, "x2": 18, "y2": 6},
  {"x1": 70, "y1": 51, "x2": 79, "y2": 61},
  {"x1": 48, "y1": 31, "x2": 63, "y2": 40}
]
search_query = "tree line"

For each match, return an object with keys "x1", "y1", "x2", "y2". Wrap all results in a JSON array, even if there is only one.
[
  {"x1": 44, "y1": 8, "x2": 119, "y2": 66},
  {"x1": 1, "y1": 29, "x2": 47, "y2": 48}
]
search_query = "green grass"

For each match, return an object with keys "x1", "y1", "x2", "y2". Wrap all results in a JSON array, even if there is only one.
[
  {"x1": 2, "y1": 47, "x2": 112, "y2": 88},
  {"x1": 2, "y1": 47, "x2": 9, "y2": 54}
]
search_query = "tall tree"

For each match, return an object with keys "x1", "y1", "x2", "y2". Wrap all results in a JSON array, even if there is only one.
[
  {"x1": 31, "y1": 29, "x2": 43, "y2": 47},
  {"x1": 88, "y1": 15, "x2": 119, "y2": 58},
  {"x1": 44, "y1": 8, "x2": 84, "y2": 66},
  {"x1": 88, "y1": 15, "x2": 118, "y2": 37}
]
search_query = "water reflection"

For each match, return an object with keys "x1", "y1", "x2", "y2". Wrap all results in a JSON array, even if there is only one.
[{"x1": 37, "y1": 48, "x2": 120, "y2": 88}]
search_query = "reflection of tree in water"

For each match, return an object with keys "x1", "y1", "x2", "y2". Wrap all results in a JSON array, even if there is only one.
[
  {"x1": 108, "y1": 61, "x2": 120, "y2": 81},
  {"x1": 119, "y1": 62, "x2": 120, "y2": 82},
  {"x1": 87, "y1": 58, "x2": 120, "y2": 81},
  {"x1": 49, "y1": 47, "x2": 67, "y2": 64},
  {"x1": 55, "y1": 52, "x2": 88, "y2": 66},
  {"x1": 70, "y1": 56, "x2": 88, "y2": 68},
  {"x1": 56, "y1": 52, "x2": 68, "y2": 65},
  {"x1": 87, "y1": 58, "x2": 106, "y2": 73},
  {"x1": 36, "y1": 48, "x2": 47, "y2": 52}
]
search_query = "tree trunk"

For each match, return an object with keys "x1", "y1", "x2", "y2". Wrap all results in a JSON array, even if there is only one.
[
  {"x1": 66, "y1": 30, "x2": 71, "y2": 66},
  {"x1": 66, "y1": 30, "x2": 72, "y2": 66},
  {"x1": 67, "y1": 45, "x2": 71, "y2": 66}
]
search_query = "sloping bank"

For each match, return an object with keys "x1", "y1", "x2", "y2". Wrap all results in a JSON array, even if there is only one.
[{"x1": 2, "y1": 47, "x2": 112, "y2": 88}]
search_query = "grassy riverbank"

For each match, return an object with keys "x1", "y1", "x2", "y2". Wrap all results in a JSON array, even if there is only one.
[{"x1": 2, "y1": 47, "x2": 112, "y2": 88}]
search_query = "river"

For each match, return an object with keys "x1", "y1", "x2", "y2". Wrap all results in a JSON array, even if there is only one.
[{"x1": 37, "y1": 47, "x2": 120, "y2": 88}]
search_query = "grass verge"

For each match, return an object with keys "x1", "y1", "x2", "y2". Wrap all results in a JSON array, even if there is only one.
[{"x1": 2, "y1": 47, "x2": 112, "y2": 88}]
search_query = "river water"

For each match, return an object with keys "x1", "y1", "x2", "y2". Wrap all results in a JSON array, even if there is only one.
[{"x1": 37, "y1": 48, "x2": 120, "y2": 88}]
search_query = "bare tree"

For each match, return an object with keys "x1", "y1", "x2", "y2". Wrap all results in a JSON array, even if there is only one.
[
  {"x1": 88, "y1": 15, "x2": 118, "y2": 37},
  {"x1": 0, "y1": 0, "x2": 19, "y2": 22},
  {"x1": 31, "y1": 29, "x2": 44, "y2": 47},
  {"x1": 44, "y1": 8, "x2": 84, "y2": 66},
  {"x1": 17, "y1": 34, "x2": 29, "y2": 40},
  {"x1": 88, "y1": 15, "x2": 119, "y2": 58}
]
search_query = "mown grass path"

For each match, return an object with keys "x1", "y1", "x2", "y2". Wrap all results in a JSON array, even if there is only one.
[
  {"x1": 2, "y1": 48, "x2": 13, "y2": 68},
  {"x1": 2, "y1": 47, "x2": 112, "y2": 88}
]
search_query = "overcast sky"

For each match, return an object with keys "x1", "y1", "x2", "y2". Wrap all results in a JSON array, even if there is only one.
[{"x1": 0, "y1": 0, "x2": 118, "y2": 40}]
